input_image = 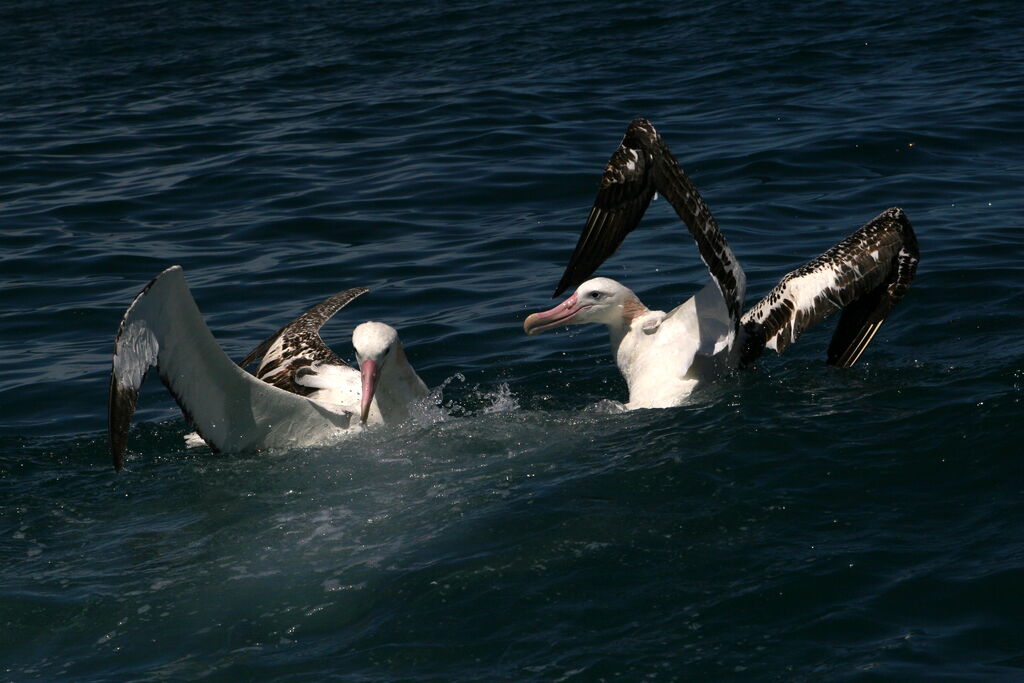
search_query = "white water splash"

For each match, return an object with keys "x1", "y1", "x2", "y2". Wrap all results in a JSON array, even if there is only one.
[
  {"x1": 586, "y1": 399, "x2": 628, "y2": 414},
  {"x1": 478, "y1": 383, "x2": 520, "y2": 414}
]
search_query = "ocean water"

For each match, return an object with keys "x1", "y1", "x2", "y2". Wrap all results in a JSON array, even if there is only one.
[{"x1": 2, "y1": 0, "x2": 1023, "y2": 679}]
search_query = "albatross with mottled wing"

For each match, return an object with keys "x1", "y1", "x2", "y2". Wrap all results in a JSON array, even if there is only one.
[
  {"x1": 524, "y1": 118, "x2": 919, "y2": 409},
  {"x1": 108, "y1": 266, "x2": 427, "y2": 470}
]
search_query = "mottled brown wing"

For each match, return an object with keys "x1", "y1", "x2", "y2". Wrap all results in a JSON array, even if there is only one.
[
  {"x1": 239, "y1": 287, "x2": 369, "y2": 395},
  {"x1": 739, "y1": 208, "x2": 919, "y2": 367}
]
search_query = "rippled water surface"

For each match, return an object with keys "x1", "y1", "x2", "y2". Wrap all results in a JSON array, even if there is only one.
[{"x1": 2, "y1": 0, "x2": 1023, "y2": 679}]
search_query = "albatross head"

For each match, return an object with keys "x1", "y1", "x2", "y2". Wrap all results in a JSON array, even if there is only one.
[
  {"x1": 523, "y1": 277, "x2": 646, "y2": 335},
  {"x1": 352, "y1": 321, "x2": 401, "y2": 423}
]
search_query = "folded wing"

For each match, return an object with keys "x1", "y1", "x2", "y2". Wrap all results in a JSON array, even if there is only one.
[{"x1": 238, "y1": 286, "x2": 368, "y2": 395}]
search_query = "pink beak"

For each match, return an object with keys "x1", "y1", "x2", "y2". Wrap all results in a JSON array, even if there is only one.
[
  {"x1": 523, "y1": 292, "x2": 587, "y2": 336},
  {"x1": 359, "y1": 359, "x2": 380, "y2": 423}
]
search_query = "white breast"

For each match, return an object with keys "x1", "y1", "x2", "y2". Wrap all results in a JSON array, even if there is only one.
[{"x1": 616, "y1": 282, "x2": 736, "y2": 409}]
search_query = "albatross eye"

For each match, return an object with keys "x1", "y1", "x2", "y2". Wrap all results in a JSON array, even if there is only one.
[{"x1": 590, "y1": 291, "x2": 603, "y2": 300}]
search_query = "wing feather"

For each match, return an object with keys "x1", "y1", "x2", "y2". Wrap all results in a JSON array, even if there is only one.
[
  {"x1": 108, "y1": 267, "x2": 357, "y2": 470},
  {"x1": 554, "y1": 124, "x2": 655, "y2": 296},
  {"x1": 739, "y1": 207, "x2": 919, "y2": 366},
  {"x1": 553, "y1": 118, "x2": 745, "y2": 327},
  {"x1": 238, "y1": 287, "x2": 369, "y2": 395}
]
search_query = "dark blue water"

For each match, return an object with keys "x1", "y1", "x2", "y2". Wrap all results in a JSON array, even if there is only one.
[{"x1": 3, "y1": 0, "x2": 1023, "y2": 679}]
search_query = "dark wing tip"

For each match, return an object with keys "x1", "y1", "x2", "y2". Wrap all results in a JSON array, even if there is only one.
[
  {"x1": 287, "y1": 286, "x2": 371, "y2": 335},
  {"x1": 552, "y1": 119, "x2": 662, "y2": 297},
  {"x1": 825, "y1": 207, "x2": 919, "y2": 367},
  {"x1": 553, "y1": 275, "x2": 572, "y2": 298},
  {"x1": 626, "y1": 117, "x2": 656, "y2": 137},
  {"x1": 740, "y1": 205, "x2": 920, "y2": 367},
  {"x1": 878, "y1": 206, "x2": 915, "y2": 234},
  {"x1": 824, "y1": 284, "x2": 889, "y2": 368},
  {"x1": 108, "y1": 374, "x2": 138, "y2": 471},
  {"x1": 108, "y1": 268, "x2": 184, "y2": 471},
  {"x1": 238, "y1": 286, "x2": 371, "y2": 369}
]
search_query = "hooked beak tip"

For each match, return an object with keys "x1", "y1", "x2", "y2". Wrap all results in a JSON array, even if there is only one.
[
  {"x1": 523, "y1": 295, "x2": 581, "y2": 336},
  {"x1": 523, "y1": 314, "x2": 543, "y2": 336}
]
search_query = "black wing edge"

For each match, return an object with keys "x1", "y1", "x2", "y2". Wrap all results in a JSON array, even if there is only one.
[
  {"x1": 108, "y1": 373, "x2": 138, "y2": 472},
  {"x1": 649, "y1": 131, "x2": 744, "y2": 323},
  {"x1": 108, "y1": 267, "x2": 172, "y2": 472},
  {"x1": 553, "y1": 118, "x2": 658, "y2": 297}
]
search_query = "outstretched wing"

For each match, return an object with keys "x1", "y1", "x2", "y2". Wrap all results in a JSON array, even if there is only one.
[
  {"x1": 554, "y1": 118, "x2": 746, "y2": 325},
  {"x1": 108, "y1": 267, "x2": 356, "y2": 470},
  {"x1": 739, "y1": 207, "x2": 919, "y2": 367},
  {"x1": 238, "y1": 287, "x2": 369, "y2": 395},
  {"x1": 554, "y1": 121, "x2": 657, "y2": 297}
]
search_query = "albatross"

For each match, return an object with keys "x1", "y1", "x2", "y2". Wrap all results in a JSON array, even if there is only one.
[
  {"x1": 108, "y1": 266, "x2": 427, "y2": 470},
  {"x1": 524, "y1": 118, "x2": 919, "y2": 409}
]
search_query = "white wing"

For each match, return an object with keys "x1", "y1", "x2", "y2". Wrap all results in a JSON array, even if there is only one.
[{"x1": 108, "y1": 266, "x2": 357, "y2": 470}]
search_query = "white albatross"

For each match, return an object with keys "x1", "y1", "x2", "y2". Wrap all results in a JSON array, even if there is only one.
[
  {"x1": 524, "y1": 118, "x2": 920, "y2": 409},
  {"x1": 108, "y1": 266, "x2": 427, "y2": 470}
]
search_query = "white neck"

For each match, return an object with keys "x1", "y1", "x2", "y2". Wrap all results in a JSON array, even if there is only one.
[
  {"x1": 602, "y1": 297, "x2": 661, "y2": 394},
  {"x1": 608, "y1": 283, "x2": 738, "y2": 409},
  {"x1": 611, "y1": 312, "x2": 666, "y2": 391},
  {"x1": 607, "y1": 317, "x2": 632, "y2": 358},
  {"x1": 374, "y1": 343, "x2": 429, "y2": 421}
]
